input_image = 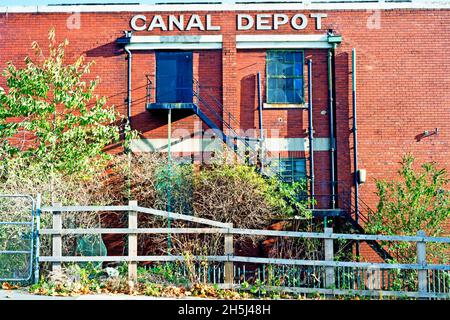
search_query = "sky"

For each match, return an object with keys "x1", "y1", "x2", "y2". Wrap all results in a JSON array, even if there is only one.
[{"x1": 0, "y1": 0, "x2": 435, "y2": 6}]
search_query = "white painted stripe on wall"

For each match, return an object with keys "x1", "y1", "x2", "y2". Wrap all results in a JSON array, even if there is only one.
[
  {"x1": 236, "y1": 34, "x2": 331, "y2": 49},
  {"x1": 130, "y1": 137, "x2": 330, "y2": 153},
  {"x1": 130, "y1": 137, "x2": 222, "y2": 153},
  {"x1": 265, "y1": 137, "x2": 330, "y2": 152},
  {"x1": 1, "y1": 2, "x2": 449, "y2": 13}
]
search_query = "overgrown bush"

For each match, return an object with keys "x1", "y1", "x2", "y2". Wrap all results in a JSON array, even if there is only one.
[
  {"x1": 366, "y1": 154, "x2": 450, "y2": 263},
  {"x1": 0, "y1": 152, "x2": 312, "y2": 262},
  {"x1": 128, "y1": 154, "x2": 312, "y2": 257}
]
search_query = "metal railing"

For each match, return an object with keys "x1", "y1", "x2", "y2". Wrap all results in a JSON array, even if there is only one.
[{"x1": 36, "y1": 200, "x2": 450, "y2": 299}]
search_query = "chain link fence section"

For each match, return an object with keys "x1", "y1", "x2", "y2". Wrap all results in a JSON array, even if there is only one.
[{"x1": 0, "y1": 194, "x2": 35, "y2": 282}]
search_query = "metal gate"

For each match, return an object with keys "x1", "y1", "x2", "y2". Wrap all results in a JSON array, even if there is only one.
[{"x1": 0, "y1": 194, "x2": 36, "y2": 283}]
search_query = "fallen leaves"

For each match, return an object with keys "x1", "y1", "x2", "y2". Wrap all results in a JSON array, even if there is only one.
[{"x1": 2, "y1": 282, "x2": 19, "y2": 290}]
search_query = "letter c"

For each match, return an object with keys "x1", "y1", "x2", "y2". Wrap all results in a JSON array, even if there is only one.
[{"x1": 130, "y1": 15, "x2": 147, "y2": 31}]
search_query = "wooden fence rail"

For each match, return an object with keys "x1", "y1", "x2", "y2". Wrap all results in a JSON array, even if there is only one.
[{"x1": 37, "y1": 201, "x2": 450, "y2": 299}]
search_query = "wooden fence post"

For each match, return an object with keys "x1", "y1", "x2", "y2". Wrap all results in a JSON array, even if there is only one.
[
  {"x1": 128, "y1": 200, "x2": 138, "y2": 282},
  {"x1": 224, "y1": 223, "x2": 234, "y2": 287},
  {"x1": 417, "y1": 230, "x2": 427, "y2": 297},
  {"x1": 52, "y1": 202, "x2": 62, "y2": 272},
  {"x1": 324, "y1": 227, "x2": 335, "y2": 289}
]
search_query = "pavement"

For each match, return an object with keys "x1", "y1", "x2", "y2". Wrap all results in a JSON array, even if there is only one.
[{"x1": 0, "y1": 289, "x2": 203, "y2": 300}]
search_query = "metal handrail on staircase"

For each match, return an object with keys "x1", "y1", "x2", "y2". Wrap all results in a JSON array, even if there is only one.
[
  {"x1": 145, "y1": 77, "x2": 282, "y2": 180},
  {"x1": 335, "y1": 185, "x2": 393, "y2": 261},
  {"x1": 301, "y1": 179, "x2": 393, "y2": 261},
  {"x1": 192, "y1": 88, "x2": 282, "y2": 179}
]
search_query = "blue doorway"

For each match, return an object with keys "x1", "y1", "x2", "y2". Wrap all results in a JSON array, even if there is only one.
[{"x1": 156, "y1": 51, "x2": 193, "y2": 103}]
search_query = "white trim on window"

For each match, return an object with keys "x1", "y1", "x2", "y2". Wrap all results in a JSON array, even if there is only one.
[
  {"x1": 236, "y1": 34, "x2": 331, "y2": 49},
  {"x1": 126, "y1": 35, "x2": 223, "y2": 50}
]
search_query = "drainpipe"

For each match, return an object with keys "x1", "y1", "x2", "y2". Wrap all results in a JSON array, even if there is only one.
[
  {"x1": 328, "y1": 49, "x2": 336, "y2": 210},
  {"x1": 257, "y1": 71, "x2": 264, "y2": 170},
  {"x1": 167, "y1": 108, "x2": 172, "y2": 253},
  {"x1": 121, "y1": 31, "x2": 133, "y2": 202},
  {"x1": 352, "y1": 48, "x2": 360, "y2": 257},
  {"x1": 125, "y1": 46, "x2": 132, "y2": 126},
  {"x1": 124, "y1": 46, "x2": 133, "y2": 201},
  {"x1": 307, "y1": 59, "x2": 315, "y2": 209}
]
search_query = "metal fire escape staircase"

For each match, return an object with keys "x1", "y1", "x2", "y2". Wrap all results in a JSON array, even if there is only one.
[
  {"x1": 146, "y1": 78, "x2": 393, "y2": 262},
  {"x1": 146, "y1": 78, "x2": 281, "y2": 179},
  {"x1": 338, "y1": 188, "x2": 394, "y2": 261},
  {"x1": 310, "y1": 184, "x2": 393, "y2": 262}
]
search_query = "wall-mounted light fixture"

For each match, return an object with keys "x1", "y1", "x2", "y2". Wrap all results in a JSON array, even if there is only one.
[
  {"x1": 416, "y1": 128, "x2": 439, "y2": 142},
  {"x1": 124, "y1": 30, "x2": 133, "y2": 38},
  {"x1": 357, "y1": 169, "x2": 366, "y2": 184}
]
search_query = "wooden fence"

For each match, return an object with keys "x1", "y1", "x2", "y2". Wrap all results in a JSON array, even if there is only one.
[{"x1": 36, "y1": 199, "x2": 450, "y2": 299}]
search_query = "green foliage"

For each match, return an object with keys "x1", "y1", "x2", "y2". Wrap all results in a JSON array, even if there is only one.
[
  {"x1": 155, "y1": 162, "x2": 194, "y2": 215},
  {"x1": 138, "y1": 262, "x2": 189, "y2": 286},
  {"x1": 0, "y1": 29, "x2": 123, "y2": 175},
  {"x1": 194, "y1": 163, "x2": 311, "y2": 220},
  {"x1": 366, "y1": 154, "x2": 450, "y2": 263},
  {"x1": 249, "y1": 278, "x2": 267, "y2": 295},
  {"x1": 267, "y1": 179, "x2": 313, "y2": 218}
]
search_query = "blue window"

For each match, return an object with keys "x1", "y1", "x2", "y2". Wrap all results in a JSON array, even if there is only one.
[
  {"x1": 266, "y1": 50, "x2": 304, "y2": 104},
  {"x1": 156, "y1": 51, "x2": 193, "y2": 103}
]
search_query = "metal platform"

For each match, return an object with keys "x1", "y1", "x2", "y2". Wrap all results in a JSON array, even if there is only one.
[
  {"x1": 146, "y1": 102, "x2": 197, "y2": 110},
  {"x1": 310, "y1": 209, "x2": 346, "y2": 218}
]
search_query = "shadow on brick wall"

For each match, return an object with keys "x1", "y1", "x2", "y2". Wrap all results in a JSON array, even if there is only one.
[{"x1": 85, "y1": 41, "x2": 123, "y2": 58}]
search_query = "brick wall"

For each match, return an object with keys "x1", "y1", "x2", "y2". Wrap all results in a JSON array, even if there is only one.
[{"x1": 1, "y1": 9, "x2": 449, "y2": 260}]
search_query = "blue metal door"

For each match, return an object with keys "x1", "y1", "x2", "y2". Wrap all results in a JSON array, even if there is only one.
[
  {"x1": 0, "y1": 195, "x2": 35, "y2": 283},
  {"x1": 156, "y1": 51, "x2": 193, "y2": 103}
]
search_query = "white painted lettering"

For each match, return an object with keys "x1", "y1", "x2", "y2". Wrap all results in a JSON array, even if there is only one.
[
  {"x1": 291, "y1": 13, "x2": 308, "y2": 30},
  {"x1": 273, "y1": 13, "x2": 289, "y2": 29},
  {"x1": 186, "y1": 14, "x2": 205, "y2": 30},
  {"x1": 237, "y1": 14, "x2": 254, "y2": 30},
  {"x1": 310, "y1": 13, "x2": 327, "y2": 30},
  {"x1": 130, "y1": 14, "x2": 147, "y2": 31},
  {"x1": 168, "y1": 15, "x2": 184, "y2": 31},
  {"x1": 148, "y1": 15, "x2": 167, "y2": 31},
  {"x1": 256, "y1": 14, "x2": 271, "y2": 30},
  {"x1": 206, "y1": 14, "x2": 221, "y2": 31}
]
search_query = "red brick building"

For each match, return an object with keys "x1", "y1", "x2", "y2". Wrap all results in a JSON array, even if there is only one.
[{"x1": 1, "y1": 1, "x2": 449, "y2": 259}]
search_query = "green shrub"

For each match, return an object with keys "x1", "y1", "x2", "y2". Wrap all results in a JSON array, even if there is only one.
[{"x1": 366, "y1": 154, "x2": 450, "y2": 263}]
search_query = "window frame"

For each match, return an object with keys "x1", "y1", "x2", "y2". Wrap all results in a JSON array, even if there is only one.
[
  {"x1": 265, "y1": 49, "x2": 305, "y2": 106},
  {"x1": 270, "y1": 157, "x2": 307, "y2": 184}
]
